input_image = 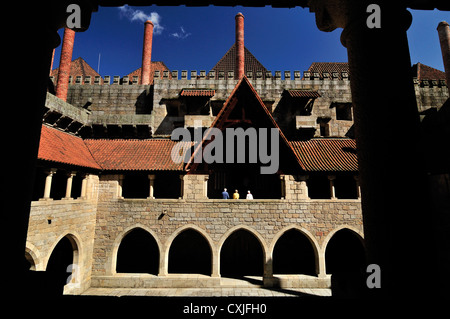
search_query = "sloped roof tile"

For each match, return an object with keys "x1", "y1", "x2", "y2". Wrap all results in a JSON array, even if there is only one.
[
  {"x1": 290, "y1": 138, "x2": 358, "y2": 172},
  {"x1": 38, "y1": 125, "x2": 101, "y2": 169},
  {"x1": 83, "y1": 139, "x2": 190, "y2": 171}
]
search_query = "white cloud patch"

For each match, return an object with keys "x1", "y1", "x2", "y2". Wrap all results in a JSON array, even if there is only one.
[
  {"x1": 118, "y1": 5, "x2": 164, "y2": 35},
  {"x1": 171, "y1": 26, "x2": 191, "y2": 39}
]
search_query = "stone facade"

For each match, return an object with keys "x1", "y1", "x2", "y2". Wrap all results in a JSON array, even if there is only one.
[{"x1": 26, "y1": 172, "x2": 362, "y2": 292}]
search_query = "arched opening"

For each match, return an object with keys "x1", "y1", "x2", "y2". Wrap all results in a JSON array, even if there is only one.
[
  {"x1": 220, "y1": 229, "x2": 264, "y2": 277},
  {"x1": 46, "y1": 236, "x2": 77, "y2": 288},
  {"x1": 116, "y1": 228, "x2": 159, "y2": 275},
  {"x1": 25, "y1": 250, "x2": 36, "y2": 271},
  {"x1": 325, "y1": 229, "x2": 367, "y2": 297},
  {"x1": 168, "y1": 229, "x2": 212, "y2": 275},
  {"x1": 272, "y1": 229, "x2": 316, "y2": 275}
]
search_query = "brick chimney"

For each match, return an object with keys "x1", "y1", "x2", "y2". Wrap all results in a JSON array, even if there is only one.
[
  {"x1": 56, "y1": 28, "x2": 75, "y2": 101},
  {"x1": 437, "y1": 21, "x2": 450, "y2": 91},
  {"x1": 141, "y1": 20, "x2": 154, "y2": 85},
  {"x1": 235, "y1": 13, "x2": 245, "y2": 80}
]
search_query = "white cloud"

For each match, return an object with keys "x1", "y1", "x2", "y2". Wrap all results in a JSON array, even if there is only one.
[
  {"x1": 171, "y1": 26, "x2": 191, "y2": 39},
  {"x1": 118, "y1": 5, "x2": 164, "y2": 35}
]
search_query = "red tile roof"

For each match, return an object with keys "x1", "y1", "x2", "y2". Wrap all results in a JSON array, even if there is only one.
[
  {"x1": 290, "y1": 138, "x2": 358, "y2": 172},
  {"x1": 305, "y1": 62, "x2": 349, "y2": 80},
  {"x1": 38, "y1": 125, "x2": 101, "y2": 169},
  {"x1": 285, "y1": 89, "x2": 321, "y2": 98},
  {"x1": 412, "y1": 62, "x2": 446, "y2": 82},
  {"x1": 51, "y1": 57, "x2": 104, "y2": 84},
  {"x1": 83, "y1": 139, "x2": 190, "y2": 171},
  {"x1": 126, "y1": 61, "x2": 172, "y2": 84},
  {"x1": 180, "y1": 89, "x2": 216, "y2": 97}
]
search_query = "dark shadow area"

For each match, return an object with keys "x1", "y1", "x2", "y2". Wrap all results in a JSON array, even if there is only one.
[
  {"x1": 122, "y1": 174, "x2": 150, "y2": 199},
  {"x1": 325, "y1": 229, "x2": 367, "y2": 298},
  {"x1": 46, "y1": 236, "x2": 74, "y2": 291},
  {"x1": 116, "y1": 228, "x2": 159, "y2": 275},
  {"x1": 220, "y1": 229, "x2": 263, "y2": 277},
  {"x1": 168, "y1": 229, "x2": 212, "y2": 275},
  {"x1": 307, "y1": 175, "x2": 331, "y2": 199},
  {"x1": 272, "y1": 229, "x2": 316, "y2": 275}
]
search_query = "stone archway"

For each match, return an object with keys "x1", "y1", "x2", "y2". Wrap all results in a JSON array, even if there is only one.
[
  {"x1": 168, "y1": 228, "x2": 212, "y2": 275},
  {"x1": 219, "y1": 228, "x2": 265, "y2": 277},
  {"x1": 115, "y1": 227, "x2": 160, "y2": 275}
]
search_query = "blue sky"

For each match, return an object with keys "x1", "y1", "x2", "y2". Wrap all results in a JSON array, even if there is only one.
[{"x1": 53, "y1": 5, "x2": 449, "y2": 78}]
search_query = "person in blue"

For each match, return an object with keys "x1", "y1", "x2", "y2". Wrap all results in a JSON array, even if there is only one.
[{"x1": 222, "y1": 188, "x2": 230, "y2": 199}]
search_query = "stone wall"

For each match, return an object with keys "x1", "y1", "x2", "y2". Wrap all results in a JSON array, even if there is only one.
[
  {"x1": 91, "y1": 174, "x2": 363, "y2": 288},
  {"x1": 26, "y1": 175, "x2": 99, "y2": 294}
]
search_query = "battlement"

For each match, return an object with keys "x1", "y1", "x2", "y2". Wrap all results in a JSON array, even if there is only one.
[{"x1": 50, "y1": 70, "x2": 353, "y2": 86}]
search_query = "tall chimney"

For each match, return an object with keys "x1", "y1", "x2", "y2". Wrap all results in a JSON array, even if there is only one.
[
  {"x1": 235, "y1": 13, "x2": 245, "y2": 80},
  {"x1": 56, "y1": 28, "x2": 75, "y2": 101},
  {"x1": 437, "y1": 21, "x2": 450, "y2": 91},
  {"x1": 141, "y1": 20, "x2": 154, "y2": 85}
]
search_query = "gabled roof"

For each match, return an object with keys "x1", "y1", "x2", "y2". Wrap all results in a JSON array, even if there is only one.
[
  {"x1": 208, "y1": 43, "x2": 269, "y2": 80},
  {"x1": 186, "y1": 75, "x2": 305, "y2": 172},
  {"x1": 290, "y1": 138, "x2": 358, "y2": 172},
  {"x1": 126, "y1": 61, "x2": 172, "y2": 84},
  {"x1": 38, "y1": 125, "x2": 101, "y2": 169},
  {"x1": 51, "y1": 57, "x2": 103, "y2": 84},
  {"x1": 412, "y1": 62, "x2": 446, "y2": 82},
  {"x1": 83, "y1": 139, "x2": 189, "y2": 171}
]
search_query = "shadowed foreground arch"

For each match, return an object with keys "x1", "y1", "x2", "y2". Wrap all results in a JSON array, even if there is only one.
[
  {"x1": 272, "y1": 229, "x2": 316, "y2": 275},
  {"x1": 220, "y1": 229, "x2": 264, "y2": 277},
  {"x1": 46, "y1": 235, "x2": 79, "y2": 289},
  {"x1": 116, "y1": 228, "x2": 159, "y2": 275},
  {"x1": 325, "y1": 228, "x2": 367, "y2": 297},
  {"x1": 168, "y1": 228, "x2": 212, "y2": 275}
]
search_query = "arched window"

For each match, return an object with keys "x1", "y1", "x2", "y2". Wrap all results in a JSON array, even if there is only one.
[
  {"x1": 168, "y1": 229, "x2": 212, "y2": 275},
  {"x1": 116, "y1": 228, "x2": 159, "y2": 275}
]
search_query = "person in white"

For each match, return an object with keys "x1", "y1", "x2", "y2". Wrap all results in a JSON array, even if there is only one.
[{"x1": 246, "y1": 190, "x2": 253, "y2": 200}]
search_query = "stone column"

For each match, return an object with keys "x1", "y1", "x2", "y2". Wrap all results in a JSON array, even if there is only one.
[
  {"x1": 179, "y1": 175, "x2": 184, "y2": 199},
  {"x1": 211, "y1": 249, "x2": 220, "y2": 278},
  {"x1": 63, "y1": 172, "x2": 76, "y2": 200},
  {"x1": 317, "y1": 249, "x2": 327, "y2": 278},
  {"x1": 80, "y1": 173, "x2": 89, "y2": 199},
  {"x1": 203, "y1": 175, "x2": 209, "y2": 199},
  {"x1": 354, "y1": 175, "x2": 361, "y2": 199},
  {"x1": 117, "y1": 174, "x2": 124, "y2": 199},
  {"x1": 148, "y1": 174, "x2": 155, "y2": 199},
  {"x1": 309, "y1": 1, "x2": 431, "y2": 297},
  {"x1": 298, "y1": 175, "x2": 310, "y2": 200},
  {"x1": 279, "y1": 175, "x2": 286, "y2": 199},
  {"x1": 40, "y1": 169, "x2": 57, "y2": 200},
  {"x1": 328, "y1": 175, "x2": 336, "y2": 200}
]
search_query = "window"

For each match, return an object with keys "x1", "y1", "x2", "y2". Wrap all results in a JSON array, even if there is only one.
[{"x1": 335, "y1": 103, "x2": 353, "y2": 121}]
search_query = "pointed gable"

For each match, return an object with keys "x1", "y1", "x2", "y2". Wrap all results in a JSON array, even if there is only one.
[
  {"x1": 51, "y1": 57, "x2": 104, "y2": 84},
  {"x1": 186, "y1": 76, "x2": 305, "y2": 173},
  {"x1": 208, "y1": 44, "x2": 269, "y2": 80}
]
